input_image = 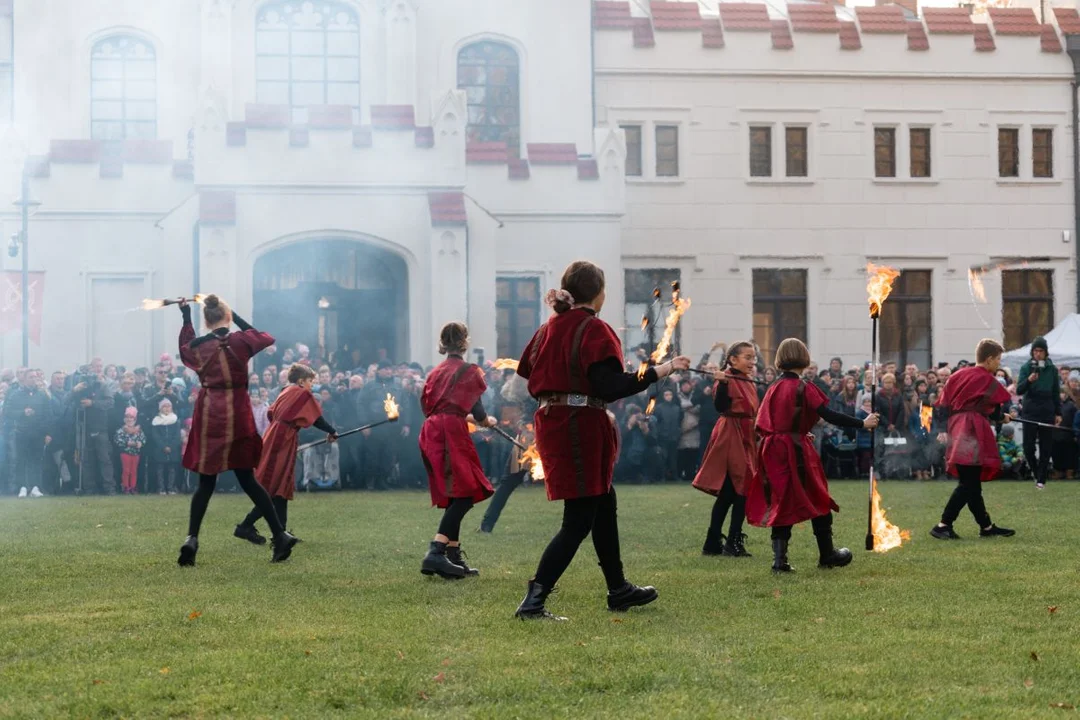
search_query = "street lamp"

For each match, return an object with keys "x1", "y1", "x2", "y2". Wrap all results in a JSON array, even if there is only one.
[{"x1": 11, "y1": 171, "x2": 42, "y2": 366}]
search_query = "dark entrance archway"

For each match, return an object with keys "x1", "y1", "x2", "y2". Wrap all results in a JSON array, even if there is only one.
[{"x1": 253, "y1": 239, "x2": 409, "y2": 368}]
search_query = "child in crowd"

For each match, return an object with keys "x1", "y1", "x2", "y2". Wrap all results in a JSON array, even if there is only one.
[
  {"x1": 855, "y1": 394, "x2": 874, "y2": 478},
  {"x1": 115, "y1": 407, "x2": 145, "y2": 495},
  {"x1": 997, "y1": 425, "x2": 1024, "y2": 478},
  {"x1": 149, "y1": 399, "x2": 182, "y2": 495}
]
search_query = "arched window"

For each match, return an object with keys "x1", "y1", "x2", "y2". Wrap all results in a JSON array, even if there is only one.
[
  {"x1": 256, "y1": 1, "x2": 361, "y2": 123},
  {"x1": 457, "y1": 41, "x2": 520, "y2": 158},
  {"x1": 91, "y1": 35, "x2": 157, "y2": 140}
]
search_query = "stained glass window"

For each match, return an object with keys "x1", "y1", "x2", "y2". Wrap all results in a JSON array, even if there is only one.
[
  {"x1": 91, "y1": 36, "x2": 156, "y2": 140},
  {"x1": 457, "y1": 41, "x2": 520, "y2": 158}
]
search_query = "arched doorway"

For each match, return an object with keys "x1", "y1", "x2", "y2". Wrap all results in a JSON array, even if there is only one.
[{"x1": 253, "y1": 239, "x2": 409, "y2": 367}]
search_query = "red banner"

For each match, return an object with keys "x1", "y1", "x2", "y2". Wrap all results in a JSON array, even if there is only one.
[{"x1": 1, "y1": 271, "x2": 45, "y2": 345}]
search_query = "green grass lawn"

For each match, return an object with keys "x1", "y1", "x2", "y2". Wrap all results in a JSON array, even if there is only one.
[{"x1": 1, "y1": 481, "x2": 1079, "y2": 719}]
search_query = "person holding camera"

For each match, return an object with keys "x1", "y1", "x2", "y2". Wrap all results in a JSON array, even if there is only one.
[
  {"x1": 1016, "y1": 336, "x2": 1062, "y2": 489},
  {"x1": 71, "y1": 372, "x2": 116, "y2": 495}
]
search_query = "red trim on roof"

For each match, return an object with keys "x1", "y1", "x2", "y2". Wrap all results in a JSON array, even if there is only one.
[
  {"x1": 594, "y1": 1, "x2": 634, "y2": 29},
  {"x1": 308, "y1": 105, "x2": 353, "y2": 129},
  {"x1": 199, "y1": 191, "x2": 236, "y2": 225},
  {"x1": 415, "y1": 127, "x2": 435, "y2": 148},
  {"x1": 719, "y1": 3, "x2": 772, "y2": 31},
  {"x1": 245, "y1": 104, "x2": 290, "y2": 129},
  {"x1": 527, "y1": 143, "x2": 578, "y2": 165},
  {"x1": 24, "y1": 156, "x2": 50, "y2": 178},
  {"x1": 702, "y1": 18, "x2": 725, "y2": 47},
  {"x1": 907, "y1": 21, "x2": 929, "y2": 50},
  {"x1": 973, "y1": 23, "x2": 995, "y2": 51},
  {"x1": 466, "y1": 142, "x2": 509, "y2": 164},
  {"x1": 650, "y1": 1, "x2": 701, "y2": 30},
  {"x1": 172, "y1": 160, "x2": 194, "y2": 181},
  {"x1": 839, "y1": 20, "x2": 862, "y2": 49},
  {"x1": 788, "y1": 4, "x2": 840, "y2": 33},
  {"x1": 855, "y1": 6, "x2": 907, "y2": 33},
  {"x1": 353, "y1": 127, "x2": 373, "y2": 148},
  {"x1": 50, "y1": 140, "x2": 102, "y2": 163},
  {"x1": 632, "y1": 17, "x2": 655, "y2": 47},
  {"x1": 371, "y1": 105, "x2": 416, "y2": 129},
  {"x1": 1041, "y1": 23, "x2": 1063, "y2": 52},
  {"x1": 509, "y1": 158, "x2": 531, "y2": 180},
  {"x1": 428, "y1": 192, "x2": 467, "y2": 226},
  {"x1": 772, "y1": 20, "x2": 794, "y2": 49},
  {"x1": 923, "y1": 8, "x2": 974, "y2": 34},
  {"x1": 122, "y1": 139, "x2": 172, "y2": 164},
  {"x1": 226, "y1": 123, "x2": 247, "y2": 147},
  {"x1": 988, "y1": 8, "x2": 1040, "y2": 35},
  {"x1": 577, "y1": 158, "x2": 600, "y2": 180},
  {"x1": 1054, "y1": 7, "x2": 1080, "y2": 35}
]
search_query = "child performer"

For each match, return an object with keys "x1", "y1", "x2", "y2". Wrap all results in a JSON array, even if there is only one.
[
  {"x1": 514, "y1": 260, "x2": 691, "y2": 620},
  {"x1": 692, "y1": 341, "x2": 759, "y2": 558},
  {"x1": 115, "y1": 407, "x2": 145, "y2": 495},
  {"x1": 745, "y1": 338, "x2": 879, "y2": 573},
  {"x1": 176, "y1": 296, "x2": 298, "y2": 566},
  {"x1": 418, "y1": 322, "x2": 495, "y2": 579},
  {"x1": 234, "y1": 363, "x2": 337, "y2": 544},
  {"x1": 930, "y1": 339, "x2": 1016, "y2": 540}
]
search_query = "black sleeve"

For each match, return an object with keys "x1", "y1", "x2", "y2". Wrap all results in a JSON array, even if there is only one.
[
  {"x1": 713, "y1": 382, "x2": 731, "y2": 414},
  {"x1": 988, "y1": 405, "x2": 1005, "y2": 423},
  {"x1": 586, "y1": 358, "x2": 659, "y2": 403},
  {"x1": 470, "y1": 399, "x2": 488, "y2": 424},
  {"x1": 232, "y1": 313, "x2": 253, "y2": 331},
  {"x1": 180, "y1": 304, "x2": 192, "y2": 324},
  {"x1": 313, "y1": 415, "x2": 336, "y2": 434},
  {"x1": 817, "y1": 403, "x2": 865, "y2": 430}
]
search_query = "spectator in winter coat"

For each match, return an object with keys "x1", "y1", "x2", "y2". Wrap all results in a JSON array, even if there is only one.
[
  {"x1": 652, "y1": 389, "x2": 683, "y2": 482},
  {"x1": 114, "y1": 407, "x2": 145, "y2": 494},
  {"x1": 1017, "y1": 336, "x2": 1062, "y2": 488},
  {"x1": 3, "y1": 369, "x2": 51, "y2": 496},
  {"x1": 997, "y1": 424, "x2": 1024, "y2": 477},
  {"x1": 148, "y1": 399, "x2": 182, "y2": 494},
  {"x1": 251, "y1": 389, "x2": 270, "y2": 436}
]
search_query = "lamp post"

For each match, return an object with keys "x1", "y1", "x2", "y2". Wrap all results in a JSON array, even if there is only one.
[{"x1": 11, "y1": 171, "x2": 42, "y2": 366}]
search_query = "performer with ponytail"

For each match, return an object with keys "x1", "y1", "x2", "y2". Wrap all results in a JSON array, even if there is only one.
[
  {"x1": 176, "y1": 296, "x2": 298, "y2": 566},
  {"x1": 418, "y1": 322, "x2": 495, "y2": 579},
  {"x1": 514, "y1": 260, "x2": 691, "y2": 620},
  {"x1": 692, "y1": 341, "x2": 759, "y2": 558},
  {"x1": 234, "y1": 363, "x2": 337, "y2": 544},
  {"x1": 745, "y1": 338, "x2": 879, "y2": 573}
]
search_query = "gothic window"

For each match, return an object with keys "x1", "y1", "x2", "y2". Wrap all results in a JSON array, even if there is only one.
[
  {"x1": 256, "y1": 1, "x2": 361, "y2": 123},
  {"x1": 90, "y1": 35, "x2": 157, "y2": 140},
  {"x1": 457, "y1": 41, "x2": 520, "y2": 158}
]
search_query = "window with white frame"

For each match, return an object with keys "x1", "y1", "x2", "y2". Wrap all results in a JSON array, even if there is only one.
[
  {"x1": 0, "y1": 6, "x2": 11, "y2": 123},
  {"x1": 742, "y1": 116, "x2": 815, "y2": 180},
  {"x1": 872, "y1": 123, "x2": 937, "y2": 181},
  {"x1": 656, "y1": 125, "x2": 679, "y2": 177},
  {"x1": 991, "y1": 115, "x2": 1063, "y2": 182},
  {"x1": 90, "y1": 35, "x2": 157, "y2": 140},
  {"x1": 622, "y1": 124, "x2": 642, "y2": 177},
  {"x1": 608, "y1": 110, "x2": 688, "y2": 182}
]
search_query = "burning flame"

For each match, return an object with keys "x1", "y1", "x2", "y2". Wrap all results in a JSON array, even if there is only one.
[
  {"x1": 141, "y1": 298, "x2": 166, "y2": 311},
  {"x1": 383, "y1": 394, "x2": 400, "y2": 421},
  {"x1": 467, "y1": 421, "x2": 478, "y2": 434},
  {"x1": 870, "y1": 479, "x2": 911, "y2": 553},
  {"x1": 640, "y1": 314, "x2": 649, "y2": 331},
  {"x1": 493, "y1": 358, "x2": 519, "y2": 371},
  {"x1": 139, "y1": 294, "x2": 208, "y2": 311},
  {"x1": 866, "y1": 263, "x2": 901, "y2": 319},
  {"x1": 520, "y1": 443, "x2": 545, "y2": 481},
  {"x1": 636, "y1": 361, "x2": 650, "y2": 381},
  {"x1": 645, "y1": 397, "x2": 656, "y2": 415},
  {"x1": 967, "y1": 269, "x2": 987, "y2": 303},
  {"x1": 651, "y1": 295, "x2": 692, "y2": 364},
  {"x1": 920, "y1": 403, "x2": 933, "y2": 433}
]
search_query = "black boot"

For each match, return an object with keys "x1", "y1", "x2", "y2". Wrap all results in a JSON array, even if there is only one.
[
  {"x1": 271, "y1": 532, "x2": 300, "y2": 563},
  {"x1": 178, "y1": 535, "x2": 198, "y2": 567},
  {"x1": 702, "y1": 532, "x2": 725, "y2": 556},
  {"x1": 607, "y1": 581, "x2": 659, "y2": 611},
  {"x1": 771, "y1": 537, "x2": 794, "y2": 573},
  {"x1": 446, "y1": 545, "x2": 479, "y2": 577},
  {"x1": 234, "y1": 524, "x2": 267, "y2": 546},
  {"x1": 815, "y1": 529, "x2": 853, "y2": 569},
  {"x1": 421, "y1": 541, "x2": 465, "y2": 579},
  {"x1": 722, "y1": 533, "x2": 752, "y2": 558},
  {"x1": 515, "y1": 580, "x2": 567, "y2": 620}
]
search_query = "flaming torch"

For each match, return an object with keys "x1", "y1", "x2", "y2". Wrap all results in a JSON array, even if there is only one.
[
  {"x1": 920, "y1": 402, "x2": 933, "y2": 434},
  {"x1": 520, "y1": 443, "x2": 545, "y2": 481},
  {"x1": 297, "y1": 393, "x2": 399, "y2": 451},
  {"x1": 140, "y1": 294, "x2": 207, "y2": 311},
  {"x1": 865, "y1": 263, "x2": 902, "y2": 552},
  {"x1": 493, "y1": 358, "x2": 519, "y2": 371},
  {"x1": 651, "y1": 285, "x2": 692, "y2": 367}
]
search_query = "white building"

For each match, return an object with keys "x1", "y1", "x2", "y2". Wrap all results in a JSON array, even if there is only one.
[{"x1": 0, "y1": 0, "x2": 1077, "y2": 372}]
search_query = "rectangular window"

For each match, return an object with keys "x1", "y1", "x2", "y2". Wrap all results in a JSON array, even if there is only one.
[
  {"x1": 879, "y1": 270, "x2": 932, "y2": 371},
  {"x1": 785, "y1": 126, "x2": 808, "y2": 178},
  {"x1": 749, "y1": 126, "x2": 772, "y2": 178},
  {"x1": 625, "y1": 268, "x2": 681, "y2": 353},
  {"x1": 1033, "y1": 128, "x2": 1053, "y2": 179},
  {"x1": 655, "y1": 125, "x2": 679, "y2": 177},
  {"x1": 622, "y1": 124, "x2": 642, "y2": 177},
  {"x1": 910, "y1": 127, "x2": 931, "y2": 178},
  {"x1": 1002, "y1": 270, "x2": 1054, "y2": 350},
  {"x1": 495, "y1": 277, "x2": 541, "y2": 360},
  {"x1": 998, "y1": 128, "x2": 1020, "y2": 178},
  {"x1": 874, "y1": 127, "x2": 896, "y2": 178},
  {"x1": 752, "y1": 269, "x2": 808, "y2": 368},
  {"x1": 0, "y1": 7, "x2": 12, "y2": 123}
]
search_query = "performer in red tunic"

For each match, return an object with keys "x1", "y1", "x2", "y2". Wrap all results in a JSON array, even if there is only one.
[
  {"x1": 176, "y1": 295, "x2": 298, "y2": 566},
  {"x1": 234, "y1": 364, "x2": 337, "y2": 544},
  {"x1": 692, "y1": 341, "x2": 760, "y2": 558},
  {"x1": 930, "y1": 338, "x2": 1017, "y2": 540},
  {"x1": 745, "y1": 338, "x2": 879, "y2": 573},
  {"x1": 514, "y1": 261, "x2": 690, "y2": 620},
  {"x1": 418, "y1": 322, "x2": 495, "y2": 579}
]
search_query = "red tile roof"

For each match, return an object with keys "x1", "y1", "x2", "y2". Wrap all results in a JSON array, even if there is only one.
[
  {"x1": 244, "y1": 104, "x2": 289, "y2": 129},
  {"x1": 973, "y1": 23, "x2": 995, "y2": 51},
  {"x1": 527, "y1": 143, "x2": 578, "y2": 165},
  {"x1": 988, "y1": 8, "x2": 1040, "y2": 35},
  {"x1": 428, "y1": 192, "x2": 467, "y2": 226},
  {"x1": 907, "y1": 20, "x2": 929, "y2": 50},
  {"x1": 466, "y1": 142, "x2": 509, "y2": 164},
  {"x1": 308, "y1": 105, "x2": 353, "y2": 129},
  {"x1": 49, "y1": 140, "x2": 102, "y2": 163},
  {"x1": 172, "y1": 160, "x2": 194, "y2": 181},
  {"x1": 24, "y1": 156, "x2": 50, "y2": 178},
  {"x1": 226, "y1": 123, "x2": 246, "y2": 147},
  {"x1": 702, "y1": 18, "x2": 725, "y2": 48},
  {"x1": 352, "y1": 127, "x2": 373, "y2": 148},
  {"x1": 577, "y1": 158, "x2": 600, "y2": 180},
  {"x1": 199, "y1": 191, "x2": 236, "y2": 225},
  {"x1": 290, "y1": 127, "x2": 310, "y2": 147},
  {"x1": 370, "y1": 105, "x2": 415, "y2": 129},
  {"x1": 1041, "y1": 23, "x2": 1063, "y2": 52},
  {"x1": 1054, "y1": 7, "x2": 1080, "y2": 35},
  {"x1": 650, "y1": 1, "x2": 701, "y2": 30},
  {"x1": 414, "y1": 126, "x2": 435, "y2": 148},
  {"x1": 923, "y1": 8, "x2": 974, "y2": 34},
  {"x1": 594, "y1": 1, "x2": 634, "y2": 29},
  {"x1": 719, "y1": 3, "x2": 772, "y2": 31},
  {"x1": 121, "y1": 139, "x2": 173, "y2": 164},
  {"x1": 508, "y1": 158, "x2": 531, "y2": 180},
  {"x1": 856, "y1": 6, "x2": 907, "y2": 33},
  {"x1": 839, "y1": 20, "x2": 862, "y2": 49},
  {"x1": 788, "y1": 4, "x2": 841, "y2": 33},
  {"x1": 632, "y1": 17, "x2": 656, "y2": 47},
  {"x1": 772, "y1": 19, "x2": 794, "y2": 49}
]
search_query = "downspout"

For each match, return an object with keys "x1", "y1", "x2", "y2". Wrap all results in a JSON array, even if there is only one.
[{"x1": 1068, "y1": 35, "x2": 1080, "y2": 311}]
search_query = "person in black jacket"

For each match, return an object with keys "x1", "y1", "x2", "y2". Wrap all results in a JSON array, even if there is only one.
[
  {"x1": 148, "y1": 398, "x2": 183, "y2": 494},
  {"x1": 652, "y1": 388, "x2": 683, "y2": 482},
  {"x1": 1017, "y1": 336, "x2": 1062, "y2": 489},
  {"x1": 71, "y1": 373, "x2": 117, "y2": 495},
  {"x1": 3, "y1": 369, "x2": 51, "y2": 496}
]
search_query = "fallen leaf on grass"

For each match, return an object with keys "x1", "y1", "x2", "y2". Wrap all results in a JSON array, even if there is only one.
[
  {"x1": 575, "y1": 641, "x2": 587, "y2": 647},
  {"x1": 433, "y1": 672, "x2": 445, "y2": 683},
  {"x1": 1050, "y1": 703, "x2": 1076, "y2": 710},
  {"x1": 1031, "y1": 652, "x2": 1041, "y2": 662},
  {"x1": 772, "y1": 589, "x2": 782, "y2": 599},
  {"x1": 397, "y1": 651, "x2": 405, "y2": 660},
  {"x1": 1049, "y1": 606, "x2": 1059, "y2": 615},
  {"x1": 418, "y1": 692, "x2": 430, "y2": 701},
  {"x1": 159, "y1": 667, "x2": 170, "y2": 675},
  {"x1": 95, "y1": 524, "x2": 103, "y2": 529},
  {"x1": 1024, "y1": 678, "x2": 1035, "y2": 689},
  {"x1": 187, "y1": 610, "x2": 202, "y2": 621},
  {"x1": 92, "y1": 679, "x2": 105, "y2": 685},
  {"x1": 610, "y1": 618, "x2": 623, "y2": 624},
  {"x1": 814, "y1": 617, "x2": 825, "y2": 623},
  {"x1": 304, "y1": 650, "x2": 312, "y2": 656},
  {"x1": 682, "y1": 503, "x2": 690, "y2": 508}
]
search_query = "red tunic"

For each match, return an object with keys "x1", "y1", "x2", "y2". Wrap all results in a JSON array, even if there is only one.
[
  {"x1": 692, "y1": 375, "x2": 760, "y2": 496},
  {"x1": 179, "y1": 322, "x2": 274, "y2": 475},
  {"x1": 419, "y1": 357, "x2": 494, "y2": 508},
  {"x1": 937, "y1": 366, "x2": 1012, "y2": 481},
  {"x1": 255, "y1": 385, "x2": 323, "y2": 500},
  {"x1": 517, "y1": 308, "x2": 622, "y2": 501},
  {"x1": 745, "y1": 377, "x2": 837, "y2": 527}
]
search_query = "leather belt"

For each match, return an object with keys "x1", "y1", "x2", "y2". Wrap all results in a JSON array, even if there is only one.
[{"x1": 539, "y1": 393, "x2": 607, "y2": 411}]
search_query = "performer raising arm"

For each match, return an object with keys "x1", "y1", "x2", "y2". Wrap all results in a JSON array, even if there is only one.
[
  {"x1": 176, "y1": 296, "x2": 299, "y2": 566},
  {"x1": 514, "y1": 260, "x2": 691, "y2": 621}
]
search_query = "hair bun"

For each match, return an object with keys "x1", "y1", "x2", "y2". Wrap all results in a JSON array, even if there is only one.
[{"x1": 203, "y1": 294, "x2": 220, "y2": 308}]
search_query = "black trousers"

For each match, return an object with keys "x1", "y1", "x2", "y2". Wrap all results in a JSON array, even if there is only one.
[
  {"x1": 436, "y1": 497, "x2": 474, "y2": 542},
  {"x1": 10, "y1": 435, "x2": 44, "y2": 492},
  {"x1": 533, "y1": 490, "x2": 625, "y2": 591},
  {"x1": 1022, "y1": 424, "x2": 1054, "y2": 483},
  {"x1": 705, "y1": 479, "x2": 745, "y2": 544},
  {"x1": 941, "y1": 464, "x2": 991, "y2": 528},
  {"x1": 85, "y1": 432, "x2": 115, "y2": 495},
  {"x1": 770, "y1": 512, "x2": 834, "y2": 541},
  {"x1": 241, "y1": 495, "x2": 289, "y2": 531},
  {"x1": 188, "y1": 468, "x2": 284, "y2": 538},
  {"x1": 480, "y1": 471, "x2": 527, "y2": 532}
]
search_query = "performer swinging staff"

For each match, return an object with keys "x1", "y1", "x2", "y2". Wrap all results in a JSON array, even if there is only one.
[
  {"x1": 745, "y1": 338, "x2": 879, "y2": 573},
  {"x1": 418, "y1": 322, "x2": 495, "y2": 579},
  {"x1": 176, "y1": 296, "x2": 298, "y2": 566},
  {"x1": 692, "y1": 341, "x2": 759, "y2": 558},
  {"x1": 514, "y1": 260, "x2": 690, "y2": 620},
  {"x1": 930, "y1": 338, "x2": 1017, "y2": 540}
]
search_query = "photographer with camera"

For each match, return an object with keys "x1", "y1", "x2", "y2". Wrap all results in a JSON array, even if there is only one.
[
  {"x1": 71, "y1": 371, "x2": 117, "y2": 495},
  {"x1": 1017, "y1": 336, "x2": 1062, "y2": 489}
]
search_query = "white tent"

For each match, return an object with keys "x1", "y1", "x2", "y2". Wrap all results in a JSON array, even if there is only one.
[{"x1": 1001, "y1": 314, "x2": 1080, "y2": 374}]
